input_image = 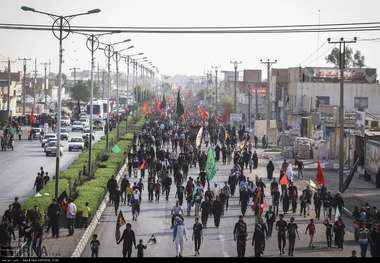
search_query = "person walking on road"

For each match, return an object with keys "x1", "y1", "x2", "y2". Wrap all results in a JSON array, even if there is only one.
[
  {"x1": 200, "y1": 199, "x2": 210, "y2": 228},
  {"x1": 212, "y1": 196, "x2": 223, "y2": 228},
  {"x1": 90, "y1": 234, "x2": 100, "y2": 258},
  {"x1": 113, "y1": 186, "x2": 122, "y2": 216},
  {"x1": 192, "y1": 217, "x2": 203, "y2": 256},
  {"x1": 334, "y1": 216, "x2": 345, "y2": 250},
  {"x1": 117, "y1": 223, "x2": 136, "y2": 258},
  {"x1": 287, "y1": 217, "x2": 299, "y2": 256},
  {"x1": 66, "y1": 198, "x2": 77, "y2": 236},
  {"x1": 252, "y1": 218, "x2": 267, "y2": 257},
  {"x1": 276, "y1": 214, "x2": 287, "y2": 255},
  {"x1": 267, "y1": 159, "x2": 275, "y2": 180},
  {"x1": 171, "y1": 201, "x2": 184, "y2": 229},
  {"x1": 173, "y1": 217, "x2": 188, "y2": 257},
  {"x1": 234, "y1": 215, "x2": 248, "y2": 258},
  {"x1": 323, "y1": 219, "x2": 333, "y2": 248},
  {"x1": 265, "y1": 206, "x2": 276, "y2": 238},
  {"x1": 305, "y1": 219, "x2": 316, "y2": 248},
  {"x1": 239, "y1": 187, "x2": 250, "y2": 216},
  {"x1": 47, "y1": 198, "x2": 60, "y2": 238},
  {"x1": 358, "y1": 223, "x2": 370, "y2": 257}
]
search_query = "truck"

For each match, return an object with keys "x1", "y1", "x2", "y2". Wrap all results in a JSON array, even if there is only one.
[{"x1": 364, "y1": 140, "x2": 380, "y2": 187}]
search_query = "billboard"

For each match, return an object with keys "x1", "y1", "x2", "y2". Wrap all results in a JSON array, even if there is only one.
[
  {"x1": 303, "y1": 67, "x2": 377, "y2": 83},
  {"x1": 248, "y1": 84, "x2": 267, "y2": 97},
  {"x1": 365, "y1": 140, "x2": 380, "y2": 176}
]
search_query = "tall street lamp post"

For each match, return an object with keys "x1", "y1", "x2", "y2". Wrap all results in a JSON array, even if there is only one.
[{"x1": 21, "y1": 5, "x2": 100, "y2": 199}]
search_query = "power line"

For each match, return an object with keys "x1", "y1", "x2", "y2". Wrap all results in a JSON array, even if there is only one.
[
  {"x1": 298, "y1": 41, "x2": 327, "y2": 66},
  {"x1": 2, "y1": 23, "x2": 380, "y2": 34}
]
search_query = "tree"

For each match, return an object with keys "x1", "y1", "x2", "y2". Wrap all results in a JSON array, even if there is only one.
[
  {"x1": 353, "y1": 50, "x2": 365, "y2": 68},
  {"x1": 325, "y1": 46, "x2": 353, "y2": 68},
  {"x1": 69, "y1": 80, "x2": 91, "y2": 103}
]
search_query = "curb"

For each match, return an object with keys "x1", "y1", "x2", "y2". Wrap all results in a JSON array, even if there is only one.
[{"x1": 71, "y1": 162, "x2": 127, "y2": 257}]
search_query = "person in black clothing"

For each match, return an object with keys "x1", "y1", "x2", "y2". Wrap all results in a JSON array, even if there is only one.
[
  {"x1": 273, "y1": 188, "x2": 280, "y2": 216},
  {"x1": 222, "y1": 145, "x2": 227, "y2": 164},
  {"x1": 147, "y1": 178, "x2": 154, "y2": 202},
  {"x1": 43, "y1": 172, "x2": 49, "y2": 186},
  {"x1": 192, "y1": 217, "x2": 203, "y2": 256},
  {"x1": 136, "y1": 239, "x2": 147, "y2": 257},
  {"x1": 234, "y1": 216, "x2": 248, "y2": 258},
  {"x1": 323, "y1": 219, "x2": 333, "y2": 248},
  {"x1": 90, "y1": 234, "x2": 100, "y2": 258},
  {"x1": 239, "y1": 187, "x2": 250, "y2": 216},
  {"x1": 281, "y1": 188, "x2": 290, "y2": 214},
  {"x1": 266, "y1": 159, "x2": 275, "y2": 180},
  {"x1": 288, "y1": 183, "x2": 298, "y2": 214},
  {"x1": 215, "y1": 144, "x2": 221, "y2": 162},
  {"x1": 212, "y1": 197, "x2": 223, "y2": 228},
  {"x1": 120, "y1": 175, "x2": 129, "y2": 204},
  {"x1": 32, "y1": 219, "x2": 43, "y2": 257},
  {"x1": 252, "y1": 151, "x2": 258, "y2": 169},
  {"x1": 46, "y1": 198, "x2": 60, "y2": 238},
  {"x1": 175, "y1": 184, "x2": 185, "y2": 206},
  {"x1": 113, "y1": 186, "x2": 122, "y2": 216},
  {"x1": 200, "y1": 199, "x2": 210, "y2": 228},
  {"x1": 265, "y1": 206, "x2": 276, "y2": 238},
  {"x1": 333, "y1": 193, "x2": 344, "y2": 216},
  {"x1": 276, "y1": 214, "x2": 287, "y2": 255},
  {"x1": 287, "y1": 217, "x2": 299, "y2": 256},
  {"x1": 107, "y1": 175, "x2": 117, "y2": 205},
  {"x1": 33, "y1": 173, "x2": 44, "y2": 193},
  {"x1": 314, "y1": 190, "x2": 323, "y2": 220},
  {"x1": 117, "y1": 223, "x2": 137, "y2": 258},
  {"x1": 252, "y1": 218, "x2": 267, "y2": 257},
  {"x1": 163, "y1": 176, "x2": 172, "y2": 201},
  {"x1": 228, "y1": 173, "x2": 237, "y2": 196}
]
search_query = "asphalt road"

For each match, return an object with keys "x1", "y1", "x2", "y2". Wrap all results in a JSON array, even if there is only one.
[
  {"x1": 82, "y1": 149, "x2": 359, "y2": 258},
  {"x1": 0, "y1": 126, "x2": 104, "y2": 215}
]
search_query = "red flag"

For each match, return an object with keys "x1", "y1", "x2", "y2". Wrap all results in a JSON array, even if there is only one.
[
  {"x1": 138, "y1": 160, "x2": 146, "y2": 170},
  {"x1": 154, "y1": 98, "x2": 161, "y2": 112},
  {"x1": 143, "y1": 101, "x2": 149, "y2": 114},
  {"x1": 315, "y1": 160, "x2": 325, "y2": 185},
  {"x1": 280, "y1": 175, "x2": 289, "y2": 186},
  {"x1": 29, "y1": 111, "x2": 36, "y2": 126},
  {"x1": 197, "y1": 106, "x2": 209, "y2": 120}
]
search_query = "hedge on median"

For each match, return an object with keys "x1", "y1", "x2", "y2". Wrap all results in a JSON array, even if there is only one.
[{"x1": 21, "y1": 113, "x2": 144, "y2": 222}]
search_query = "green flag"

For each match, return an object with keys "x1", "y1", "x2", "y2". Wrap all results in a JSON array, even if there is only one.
[
  {"x1": 206, "y1": 146, "x2": 216, "y2": 181},
  {"x1": 112, "y1": 144, "x2": 122, "y2": 154}
]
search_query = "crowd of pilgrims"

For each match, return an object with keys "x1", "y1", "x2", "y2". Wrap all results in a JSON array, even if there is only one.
[{"x1": 105, "y1": 111, "x2": 380, "y2": 257}]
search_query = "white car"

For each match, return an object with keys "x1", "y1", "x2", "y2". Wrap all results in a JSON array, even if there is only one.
[
  {"x1": 45, "y1": 141, "x2": 63, "y2": 156},
  {"x1": 72, "y1": 121, "x2": 84, "y2": 132},
  {"x1": 60, "y1": 127, "x2": 69, "y2": 140},
  {"x1": 79, "y1": 118, "x2": 89, "y2": 127},
  {"x1": 44, "y1": 138, "x2": 58, "y2": 152},
  {"x1": 68, "y1": 137, "x2": 85, "y2": 152},
  {"x1": 41, "y1": 133, "x2": 57, "y2": 147}
]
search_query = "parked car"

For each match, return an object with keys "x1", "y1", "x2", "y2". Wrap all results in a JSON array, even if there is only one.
[
  {"x1": 60, "y1": 127, "x2": 69, "y2": 140},
  {"x1": 68, "y1": 137, "x2": 85, "y2": 152},
  {"x1": 41, "y1": 133, "x2": 57, "y2": 147},
  {"x1": 45, "y1": 141, "x2": 63, "y2": 156},
  {"x1": 72, "y1": 121, "x2": 84, "y2": 132},
  {"x1": 30, "y1": 127, "x2": 43, "y2": 140}
]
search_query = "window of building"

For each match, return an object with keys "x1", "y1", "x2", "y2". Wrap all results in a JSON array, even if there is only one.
[
  {"x1": 316, "y1": 96, "x2": 330, "y2": 106},
  {"x1": 354, "y1": 97, "x2": 368, "y2": 109}
]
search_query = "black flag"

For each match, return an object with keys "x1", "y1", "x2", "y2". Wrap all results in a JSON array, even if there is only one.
[
  {"x1": 160, "y1": 95, "x2": 166, "y2": 110},
  {"x1": 176, "y1": 89, "x2": 184, "y2": 117}
]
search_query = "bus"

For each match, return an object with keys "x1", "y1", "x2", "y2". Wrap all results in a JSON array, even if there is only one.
[{"x1": 86, "y1": 99, "x2": 108, "y2": 121}]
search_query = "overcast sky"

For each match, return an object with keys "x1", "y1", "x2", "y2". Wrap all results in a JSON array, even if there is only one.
[{"x1": 1, "y1": 0, "x2": 380, "y2": 78}]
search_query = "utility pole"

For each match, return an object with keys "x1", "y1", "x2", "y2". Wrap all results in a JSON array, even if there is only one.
[
  {"x1": 101, "y1": 69, "x2": 105, "y2": 99},
  {"x1": 41, "y1": 61, "x2": 50, "y2": 106},
  {"x1": 248, "y1": 83, "x2": 252, "y2": 129},
  {"x1": 97, "y1": 63, "x2": 100, "y2": 96},
  {"x1": 32, "y1": 58, "x2": 38, "y2": 112},
  {"x1": 260, "y1": 59, "x2": 277, "y2": 142},
  {"x1": 1, "y1": 58, "x2": 16, "y2": 116},
  {"x1": 69, "y1": 67, "x2": 80, "y2": 85},
  {"x1": 230, "y1": 60, "x2": 242, "y2": 112},
  {"x1": 328, "y1": 37, "x2": 357, "y2": 193},
  {"x1": 211, "y1": 65, "x2": 220, "y2": 114},
  {"x1": 18, "y1": 58, "x2": 31, "y2": 115}
]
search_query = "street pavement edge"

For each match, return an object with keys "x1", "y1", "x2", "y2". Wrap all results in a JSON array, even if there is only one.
[{"x1": 71, "y1": 162, "x2": 127, "y2": 257}]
